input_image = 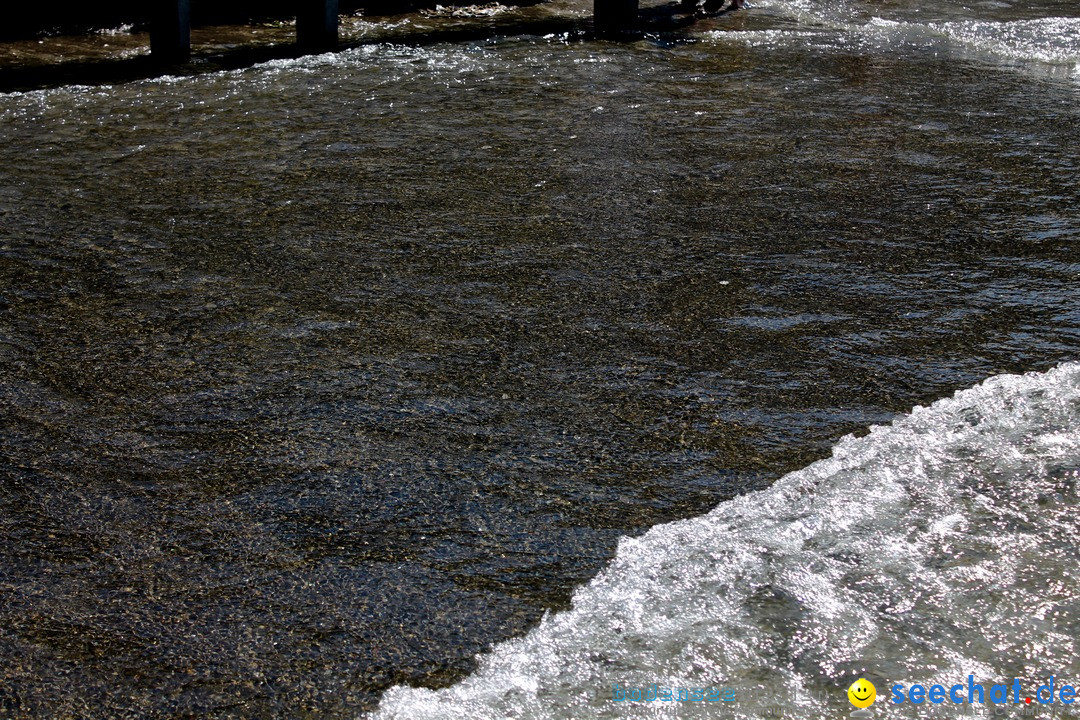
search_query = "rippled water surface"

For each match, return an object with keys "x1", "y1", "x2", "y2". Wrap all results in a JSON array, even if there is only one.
[{"x1": 1, "y1": 0, "x2": 1078, "y2": 716}]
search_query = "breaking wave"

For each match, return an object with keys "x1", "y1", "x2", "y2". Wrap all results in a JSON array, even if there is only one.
[
  {"x1": 709, "y1": 2, "x2": 1080, "y2": 74},
  {"x1": 373, "y1": 362, "x2": 1080, "y2": 718}
]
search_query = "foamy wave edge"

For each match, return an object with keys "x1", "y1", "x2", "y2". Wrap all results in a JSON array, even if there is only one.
[
  {"x1": 706, "y1": 13, "x2": 1080, "y2": 72},
  {"x1": 372, "y1": 362, "x2": 1080, "y2": 719}
]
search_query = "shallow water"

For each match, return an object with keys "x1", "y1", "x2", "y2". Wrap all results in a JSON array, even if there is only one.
[
  {"x1": 376, "y1": 362, "x2": 1080, "y2": 719},
  {"x1": 0, "y1": 0, "x2": 1078, "y2": 716}
]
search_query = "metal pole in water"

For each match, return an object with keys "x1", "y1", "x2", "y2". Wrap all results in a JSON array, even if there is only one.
[
  {"x1": 594, "y1": 0, "x2": 639, "y2": 36},
  {"x1": 297, "y1": 0, "x2": 340, "y2": 50},
  {"x1": 150, "y1": 0, "x2": 191, "y2": 63}
]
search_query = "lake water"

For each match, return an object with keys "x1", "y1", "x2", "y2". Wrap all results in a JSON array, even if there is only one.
[{"x1": 0, "y1": 0, "x2": 1078, "y2": 717}]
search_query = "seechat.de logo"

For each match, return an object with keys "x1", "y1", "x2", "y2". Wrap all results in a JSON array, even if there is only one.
[{"x1": 848, "y1": 678, "x2": 877, "y2": 717}]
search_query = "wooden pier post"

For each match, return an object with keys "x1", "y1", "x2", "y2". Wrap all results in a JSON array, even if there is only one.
[
  {"x1": 594, "y1": 0, "x2": 638, "y2": 35},
  {"x1": 297, "y1": 0, "x2": 340, "y2": 50},
  {"x1": 150, "y1": 0, "x2": 191, "y2": 63}
]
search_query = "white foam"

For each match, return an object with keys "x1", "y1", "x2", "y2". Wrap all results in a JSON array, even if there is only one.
[
  {"x1": 372, "y1": 362, "x2": 1080, "y2": 718},
  {"x1": 709, "y1": 2, "x2": 1080, "y2": 74},
  {"x1": 928, "y1": 16, "x2": 1080, "y2": 66}
]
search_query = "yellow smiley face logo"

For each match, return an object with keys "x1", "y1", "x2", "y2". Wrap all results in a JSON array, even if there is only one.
[{"x1": 848, "y1": 678, "x2": 877, "y2": 709}]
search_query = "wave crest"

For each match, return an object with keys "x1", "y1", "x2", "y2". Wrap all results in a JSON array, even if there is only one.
[{"x1": 373, "y1": 362, "x2": 1080, "y2": 719}]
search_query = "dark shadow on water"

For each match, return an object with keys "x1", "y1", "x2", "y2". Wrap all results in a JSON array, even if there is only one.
[
  {"x1": 0, "y1": 19, "x2": 571, "y2": 93},
  {"x1": 0, "y1": 2, "x2": 735, "y2": 93}
]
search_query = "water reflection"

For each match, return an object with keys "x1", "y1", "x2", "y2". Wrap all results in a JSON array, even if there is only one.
[{"x1": 1, "y1": 9, "x2": 1079, "y2": 718}]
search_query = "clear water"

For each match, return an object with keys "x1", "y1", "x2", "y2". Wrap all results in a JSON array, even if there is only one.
[{"x1": 0, "y1": 0, "x2": 1078, "y2": 716}]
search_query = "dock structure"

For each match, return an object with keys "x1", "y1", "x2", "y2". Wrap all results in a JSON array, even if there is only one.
[
  {"x1": 296, "y1": 0, "x2": 340, "y2": 49},
  {"x1": 149, "y1": 0, "x2": 636, "y2": 61},
  {"x1": 150, "y1": 0, "x2": 191, "y2": 63},
  {"x1": 594, "y1": 0, "x2": 639, "y2": 34},
  {"x1": 150, "y1": 0, "x2": 339, "y2": 60}
]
